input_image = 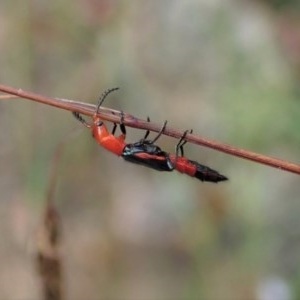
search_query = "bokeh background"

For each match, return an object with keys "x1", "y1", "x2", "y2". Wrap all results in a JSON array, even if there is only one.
[{"x1": 1, "y1": 0, "x2": 300, "y2": 299}]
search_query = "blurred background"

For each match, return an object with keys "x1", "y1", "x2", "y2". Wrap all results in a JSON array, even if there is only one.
[{"x1": 0, "y1": 0, "x2": 300, "y2": 299}]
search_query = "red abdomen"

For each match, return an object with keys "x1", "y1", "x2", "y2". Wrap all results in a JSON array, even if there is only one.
[
  {"x1": 170, "y1": 155, "x2": 228, "y2": 183},
  {"x1": 170, "y1": 156, "x2": 196, "y2": 176}
]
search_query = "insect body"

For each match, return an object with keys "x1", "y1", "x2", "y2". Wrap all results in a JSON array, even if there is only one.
[
  {"x1": 123, "y1": 141, "x2": 173, "y2": 171},
  {"x1": 121, "y1": 120, "x2": 174, "y2": 172},
  {"x1": 73, "y1": 88, "x2": 228, "y2": 183}
]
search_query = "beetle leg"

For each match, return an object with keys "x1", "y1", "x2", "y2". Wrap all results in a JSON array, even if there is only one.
[
  {"x1": 142, "y1": 116, "x2": 151, "y2": 140},
  {"x1": 151, "y1": 120, "x2": 167, "y2": 144},
  {"x1": 119, "y1": 111, "x2": 126, "y2": 135},
  {"x1": 176, "y1": 129, "x2": 193, "y2": 157}
]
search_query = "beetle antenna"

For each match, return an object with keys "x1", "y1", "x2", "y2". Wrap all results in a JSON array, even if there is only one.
[
  {"x1": 72, "y1": 111, "x2": 92, "y2": 128},
  {"x1": 96, "y1": 87, "x2": 119, "y2": 114}
]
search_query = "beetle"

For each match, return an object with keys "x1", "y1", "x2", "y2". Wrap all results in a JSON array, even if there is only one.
[{"x1": 72, "y1": 88, "x2": 228, "y2": 183}]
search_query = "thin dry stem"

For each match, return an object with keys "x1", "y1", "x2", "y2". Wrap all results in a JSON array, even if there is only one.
[
  {"x1": 0, "y1": 94, "x2": 18, "y2": 99},
  {"x1": 36, "y1": 202, "x2": 63, "y2": 300},
  {"x1": 35, "y1": 129, "x2": 77, "y2": 300},
  {"x1": 0, "y1": 83, "x2": 300, "y2": 175}
]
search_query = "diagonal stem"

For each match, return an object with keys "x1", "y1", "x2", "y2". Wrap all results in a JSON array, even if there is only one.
[{"x1": 0, "y1": 83, "x2": 300, "y2": 175}]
